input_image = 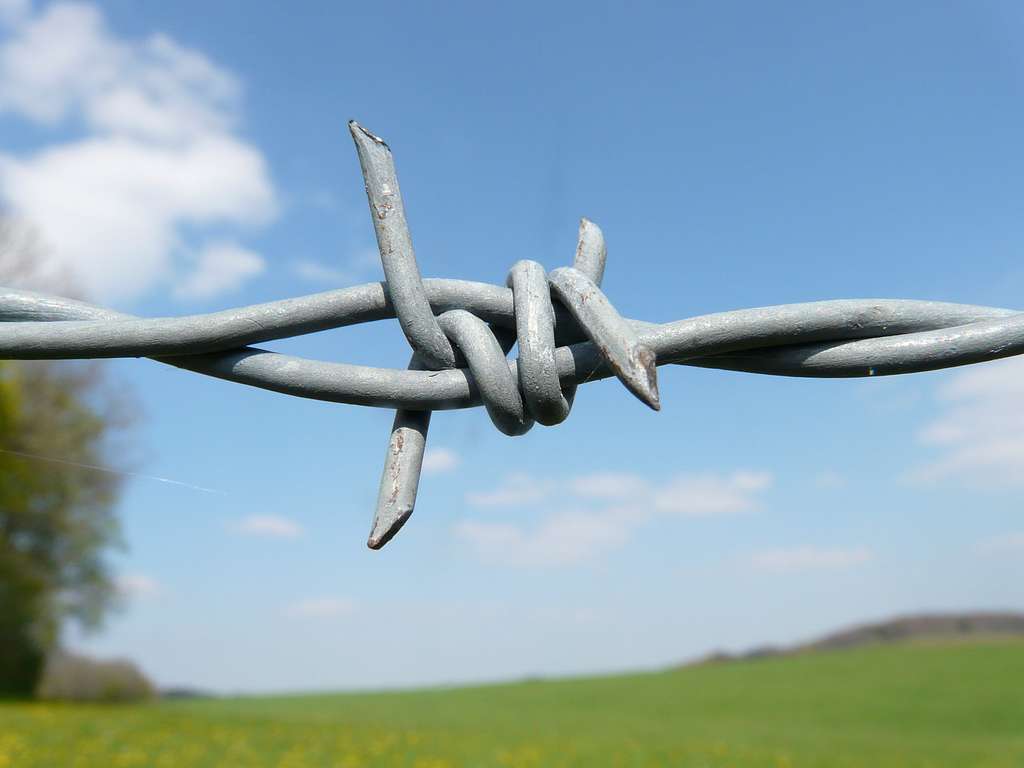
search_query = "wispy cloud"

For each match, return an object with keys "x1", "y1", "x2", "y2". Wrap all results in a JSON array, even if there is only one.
[
  {"x1": 905, "y1": 357, "x2": 1024, "y2": 488},
  {"x1": 292, "y1": 260, "x2": 350, "y2": 285},
  {"x1": 653, "y1": 471, "x2": 772, "y2": 516},
  {"x1": 285, "y1": 597, "x2": 355, "y2": 618},
  {"x1": 459, "y1": 469, "x2": 773, "y2": 567},
  {"x1": 467, "y1": 470, "x2": 771, "y2": 515},
  {"x1": 750, "y1": 547, "x2": 873, "y2": 573},
  {"x1": 0, "y1": 1, "x2": 275, "y2": 301},
  {"x1": 174, "y1": 242, "x2": 264, "y2": 299},
  {"x1": 291, "y1": 248, "x2": 380, "y2": 287},
  {"x1": 567, "y1": 472, "x2": 647, "y2": 499},
  {"x1": 465, "y1": 472, "x2": 556, "y2": 507},
  {"x1": 422, "y1": 447, "x2": 459, "y2": 474},
  {"x1": 454, "y1": 507, "x2": 639, "y2": 567},
  {"x1": 230, "y1": 514, "x2": 303, "y2": 539}
]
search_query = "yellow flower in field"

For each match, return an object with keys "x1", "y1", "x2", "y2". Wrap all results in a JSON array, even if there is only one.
[
  {"x1": 0, "y1": 753, "x2": 10, "y2": 768},
  {"x1": 334, "y1": 754, "x2": 364, "y2": 768},
  {"x1": 495, "y1": 745, "x2": 543, "y2": 768},
  {"x1": 368, "y1": 733, "x2": 398, "y2": 756},
  {"x1": 0, "y1": 735, "x2": 22, "y2": 751},
  {"x1": 113, "y1": 750, "x2": 150, "y2": 767},
  {"x1": 412, "y1": 759, "x2": 453, "y2": 768}
]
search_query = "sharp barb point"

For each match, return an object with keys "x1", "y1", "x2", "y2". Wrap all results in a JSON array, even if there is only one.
[
  {"x1": 623, "y1": 344, "x2": 660, "y2": 411},
  {"x1": 348, "y1": 119, "x2": 389, "y2": 148},
  {"x1": 367, "y1": 508, "x2": 413, "y2": 550}
]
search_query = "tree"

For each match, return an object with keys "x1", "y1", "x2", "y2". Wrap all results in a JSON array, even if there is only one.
[{"x1": 0, "y1": 217, "x2": 128, "y2": 697}]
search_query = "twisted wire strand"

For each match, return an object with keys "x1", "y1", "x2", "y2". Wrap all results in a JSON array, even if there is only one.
[
  {"x1": 0, "y1": 288, "x2": 1018, "y2": 394},
  {"x1": 0, "y1": 290, "x2": 1021, "y2": 548},
  {"x1": 0, "y1": 123, "x2": 1021, "y2": 549}
]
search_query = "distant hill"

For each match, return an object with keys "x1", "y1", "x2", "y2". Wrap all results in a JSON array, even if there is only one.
[
  {"x1": 693, "y1": 611, "x2": 1024, "y2": 666},
  {"x1": 802, "y1": 612, "x2": 1024, "y2": 652}
]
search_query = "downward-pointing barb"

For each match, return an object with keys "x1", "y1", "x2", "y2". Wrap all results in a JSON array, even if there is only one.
[
  {"x1": 368, "y1": 396, "x2": 430, "y2": 550},
  {"x1": 548, "y1": 266, "x2": 661, "y2": 411},
  {"x1": 630, "y1": 342, "x2": 661, "y2": 411}
]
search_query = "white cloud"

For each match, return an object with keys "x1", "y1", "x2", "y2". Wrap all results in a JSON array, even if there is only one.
[
  {"x1": 906, "y1": 357, "x2": 1024, "y2": 488},
  {"x1": 292, "y1": 248, "x2": 380, "y2": 286},
  {"x1": 116, "y1": 572, "x2": 160, "y2": 599},
  {"x1": 0, "y1": 5, "x2": 237, "y2": 137},
  {"x1": 465, "y1": 472, "x2": 556, "y2": 507},
  {"x1": 230, "y1": 514, "x2": 303, "y2": 539},
  {"x1": 454, "y1": 508, "x2": 636, "y2": 567},
  {"x1": 467, "y1": 469, "x2": 771, "y2": 515},
  {"x1": 422, "y1": 447, "x2": 459, "y2": 474},
  {"x1": 0, "y1": 2, "x2": 275, "y2": 300},
  {"x1": 174, "y1": 241, "x2": 264, "y2": 299},
  {"x1": 975, "y1": 532, "x2": 1024, "y2": 557},
  {"x1": 750, "y1": 547, "x2": 873, "y2": 573},
  {"x1": 292, "y1": 260, "x2": 351, "y2": 285},
  {"x1": 459, "y1": 469, "x2": 772, "y2": 567},
  {"x1": 568, "y1": 472, "x2": 647, "y2": 499},
  {"x1": 285, "y1": 597, "x2": 355, "y2": 619},
  {"x1": 653, "y1": 471, "x2": 772, "y2": 516}
]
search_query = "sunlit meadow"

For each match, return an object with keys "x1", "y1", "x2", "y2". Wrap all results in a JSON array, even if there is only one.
[{"x1": 2, "y1": 641, "x2": 1022, "y2": 768}]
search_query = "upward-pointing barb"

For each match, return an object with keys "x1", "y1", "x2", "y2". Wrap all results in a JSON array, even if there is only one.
[
  {"x1": 574, "y1": 218, "x2": 607, "y2": 285},
  {"x1": 348, "y1": 120, "x2": 456, "y2": 370},
  {"x1": 348, "y1": 119, "x2": 388, "y2": 148}
]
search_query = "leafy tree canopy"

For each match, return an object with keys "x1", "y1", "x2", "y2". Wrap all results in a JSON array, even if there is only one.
[{"x1": 0, "y1": 219, "x2": 129, "y2": 697}]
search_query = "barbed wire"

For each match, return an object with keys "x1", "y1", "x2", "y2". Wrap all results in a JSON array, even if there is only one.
[{"x1": 1, "y1": 121, "x2": 1021, "y2": 549}]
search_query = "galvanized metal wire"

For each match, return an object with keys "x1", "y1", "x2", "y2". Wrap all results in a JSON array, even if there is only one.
[{"x1": 1, "y1": 121, "x2": 1021, "y2": 549}]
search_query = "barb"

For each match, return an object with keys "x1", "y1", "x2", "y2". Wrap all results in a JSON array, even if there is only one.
[
  {"x1": 0, "y1": 123, "x2": 1021, "y2": 550},
  {"x1": 349, "y1": 120, "x2": 446, "y2": 548}
]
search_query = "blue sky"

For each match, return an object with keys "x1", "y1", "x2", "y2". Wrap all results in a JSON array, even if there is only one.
[{"x1": 0, "y1": 0, "x2": 1022, "y2": 692}]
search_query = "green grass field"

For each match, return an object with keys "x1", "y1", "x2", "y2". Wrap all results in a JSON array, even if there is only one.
[{"x1": 1, "y1": 639, "x2": 1022, "y2": 767}]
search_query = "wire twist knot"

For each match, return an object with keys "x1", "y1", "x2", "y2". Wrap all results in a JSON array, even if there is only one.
[{"x1": 351, "y1": 122, "x2": 658, "y2": 547}]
